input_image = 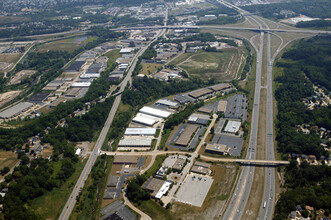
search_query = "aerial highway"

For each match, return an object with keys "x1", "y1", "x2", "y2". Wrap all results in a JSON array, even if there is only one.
[
  {"x1": 56, "y1": 2, "x2": 316, "y2": 219},
  {"x1": 221, "y1": 30, "x2": 264, "y2": 220},
  {"x1": 212, "y1": 0, "x2": 277, "y2": 219}
]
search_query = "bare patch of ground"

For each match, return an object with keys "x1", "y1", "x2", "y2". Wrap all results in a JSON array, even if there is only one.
[
  {"x1": 8, "y1": 69, "x2": 37, "y2": 85},
  {"x1": 0, "y1": 90, "x2": 21, "y2": 108}
]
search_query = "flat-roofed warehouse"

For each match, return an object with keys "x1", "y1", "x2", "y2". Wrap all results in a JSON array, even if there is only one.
[
  {"x1": 172, "y1": 158, "x2": 186, "y2": 172},
  {"x1": 64, "y1": 61, "x2": 86, "y2": 72},
  {"x1": 155, "y1": 99, "x2": 179, "y2": 108},
  {"x1": 188, "y1": 88, "x2": 213, "y2": 99},
  {"x1": 124, "y1": 128, "x2": 156, "y2": 136},
  {"x1": 188, "y1": 113, "x2": 210, "y2": 125},
  {"x1": 42, "y1": 80, "x2": 64, "y2": 91},
  {"x1": 224, "y1": 120, "x2": 241, "y2": 133},
  {"x1": 0, "y1": 102, "x2": 33, "y2": 119},
  {"x1": 139, "y1": 106, "x2": 171, "y2": 119},
  {"x1": 198, "y1": 106, "x2": 213, "y2": 114},
  {"x1": 209, "y1": 83, "x2": 232, "y2": 91},
  {"x1": 174, "y1": 94, "x2": 191, "y2": 104},
  {"x1": 143, "y1": 178, "x2": 165, "y2": 198},
  {"x1": 113, "y1": 155, "x2": 138, "y2": 164},
  {"x1": 132, "y1": 113, "x2": 159, "y2": 126},
  {"x1": 217, "y1": 100, "x2": 227, "y2": 113},
  {"x1": 175, "y1": 124, "x2": 199, "y2": 146},
  {"x1": 27, "y1": 92, "x2": 50, "y2": 104},
  {"x1": 107, "y1": 176, "x2": 120, "y2": 187},
  {"x1": 191, "y1": 161, "x2": 211, "y2": 175},
  {"x1": 118, "y1": 138, "x2": 152, "y2": 147},
  {"x1": 205, "y1": 143, "x2": 229, "y2": 155}
]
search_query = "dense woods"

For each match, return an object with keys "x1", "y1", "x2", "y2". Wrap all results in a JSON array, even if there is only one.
[
  {"x1": 122, "y1": 77, "x2": 210, "y2": 107},
  {"x1": 274, "y1": 161, "x2": 331, "y2": 219},
  {"x1": 274, "y1": 36, "x2": 331, "y2": 219},
  {"x1": 243, "y1": 0, "x2": 331, "y2": 19},
  {"x1": 275, "y1": 36, "x2": 331, "y2": 158},
  {"x1": 296, "y1": 20, "x2": 331, "y2": 29}
]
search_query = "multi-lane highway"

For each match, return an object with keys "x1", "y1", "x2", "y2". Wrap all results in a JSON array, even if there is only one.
[
  {"x1": 212, "y1": 0, "x2": 278, "y2": 219},
  {"x1": 222, "y1": 30, "x2": 264, "y2": 220}
]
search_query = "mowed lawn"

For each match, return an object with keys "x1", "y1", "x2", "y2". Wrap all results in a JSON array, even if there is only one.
[
  {"x1": 30, "y1": 158, "x2": 87, "y2": 219},
  {"x1": 180, "y1": 52, "x2": 230, "y2": 74},
  {"x1": 170, "y1": 51, "x2": 243, "y2": 80}
]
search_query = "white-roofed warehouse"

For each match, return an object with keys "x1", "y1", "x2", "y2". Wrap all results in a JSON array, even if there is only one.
[
  {"x1": 224, "y1": 120, "x2": 241, "y2": 133},
  {"x1": 139, "y1": 106, "x2": 171, "y2": 119},
  {"x1": 132, "y1": 113, "x2": 159, "y2": 126},
  {"x1": 118, "y1": 138, "x2": 152, "y2": 147},
  {"x1": 125, "y1": 128, "x2": 156, "y2": 136}
]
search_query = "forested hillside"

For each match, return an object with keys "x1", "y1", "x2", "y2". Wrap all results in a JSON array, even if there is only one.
[
  {"x1": 274, "y1": 36, "x2": 331, "y2": 220},
  {"x1": 275, "y1": 36, "x2": 331, "y2": 158}
]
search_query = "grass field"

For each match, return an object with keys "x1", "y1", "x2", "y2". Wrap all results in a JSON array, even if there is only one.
[
  {"x1": 36, "y1": 36, "x2": 97, "y2": 52},
  {"x1": 139, "y1": 63, "x2": 163, "y2": 75},
  {"x1": 30, "y1": 158, "x2": 87, "y2": 219},
  {"x1": 0, "y1": 54, "x2": 21, "y2": 63},
  {"x1": 0, "y1": 151, "x2": 19, "y2": 171},
  {"x1": 0, "y1": 16, "x2": 30, "y2": 24},
  {"x1": 104, "y1": 49, "x2": 121, "y2": 64},
  {"x1": 169, "y1": 51, "x2": 244, "y2": 81}
]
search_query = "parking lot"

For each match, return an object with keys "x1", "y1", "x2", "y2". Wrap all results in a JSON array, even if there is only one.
[
  {"x1": 175, "y1": 174, "x2": 213, "y2": 207},
  {"x1": 218, "y1": 135, "x2": 243, "y2": 156}
]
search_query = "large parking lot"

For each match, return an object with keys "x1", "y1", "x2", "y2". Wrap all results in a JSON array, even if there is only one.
[
  {"x1": 219, "y1": 135, "x2": 243, "y2": 156},
  {"x1": 175, "y1": 174, "x2": 213, "y2": 207}
]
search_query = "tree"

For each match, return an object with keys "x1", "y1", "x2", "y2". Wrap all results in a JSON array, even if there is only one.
[
  {"x1": 1, "y1": 167, "x2": 10, "y2": 175},
  {"x1": 20, "y1": 155, "x2": 30, "y2": 165}
]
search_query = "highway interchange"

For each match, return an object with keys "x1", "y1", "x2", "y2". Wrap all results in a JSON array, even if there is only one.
[{"x1": 53, "y1": 1, "x2": 328, "y2": 219}]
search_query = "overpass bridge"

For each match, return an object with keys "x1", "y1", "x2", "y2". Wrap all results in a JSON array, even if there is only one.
[{"x1": 99, "y1": 150, "x2": 290, "y2": 166}]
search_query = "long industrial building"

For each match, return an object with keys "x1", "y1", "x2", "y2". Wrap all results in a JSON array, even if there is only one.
[
  {"x1": 139, "y1": 106, "x2": 171, "y2": 119},
  {"x1": 0, "y1": 102, "x2": 33, "y2": 119},
  {"x1": 155, "y1": 99, "x2": 179, "y2": 108},
  {"x1": 124, "y1": 128, "x2": 156, "y2": 136},
  {"x1": 188, "y1": 88, "x2": 213, "y2": 99},
  {"x1": 175, "y1": 124, "x2": 199, "y2": 147},
  {"x1": 118, "y1": 138, "x2": 152, "y2": 147},
  {"x1": 132, "y1": 113, "x2": 160, "y2": 126}
]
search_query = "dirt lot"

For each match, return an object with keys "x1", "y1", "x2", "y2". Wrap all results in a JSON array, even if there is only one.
[
  {"x1": 0, "y1": 90, "x2": 21, "y2": 108},
  {"x1": 39, "y1": 146, "x2": 53, "y2": 159},
  {"x1": 8, "y1": 70, "x2": 37, "y2": 85},
  {"x1": 169, "y1": 164, "x2": 238, "y2": 220}
]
